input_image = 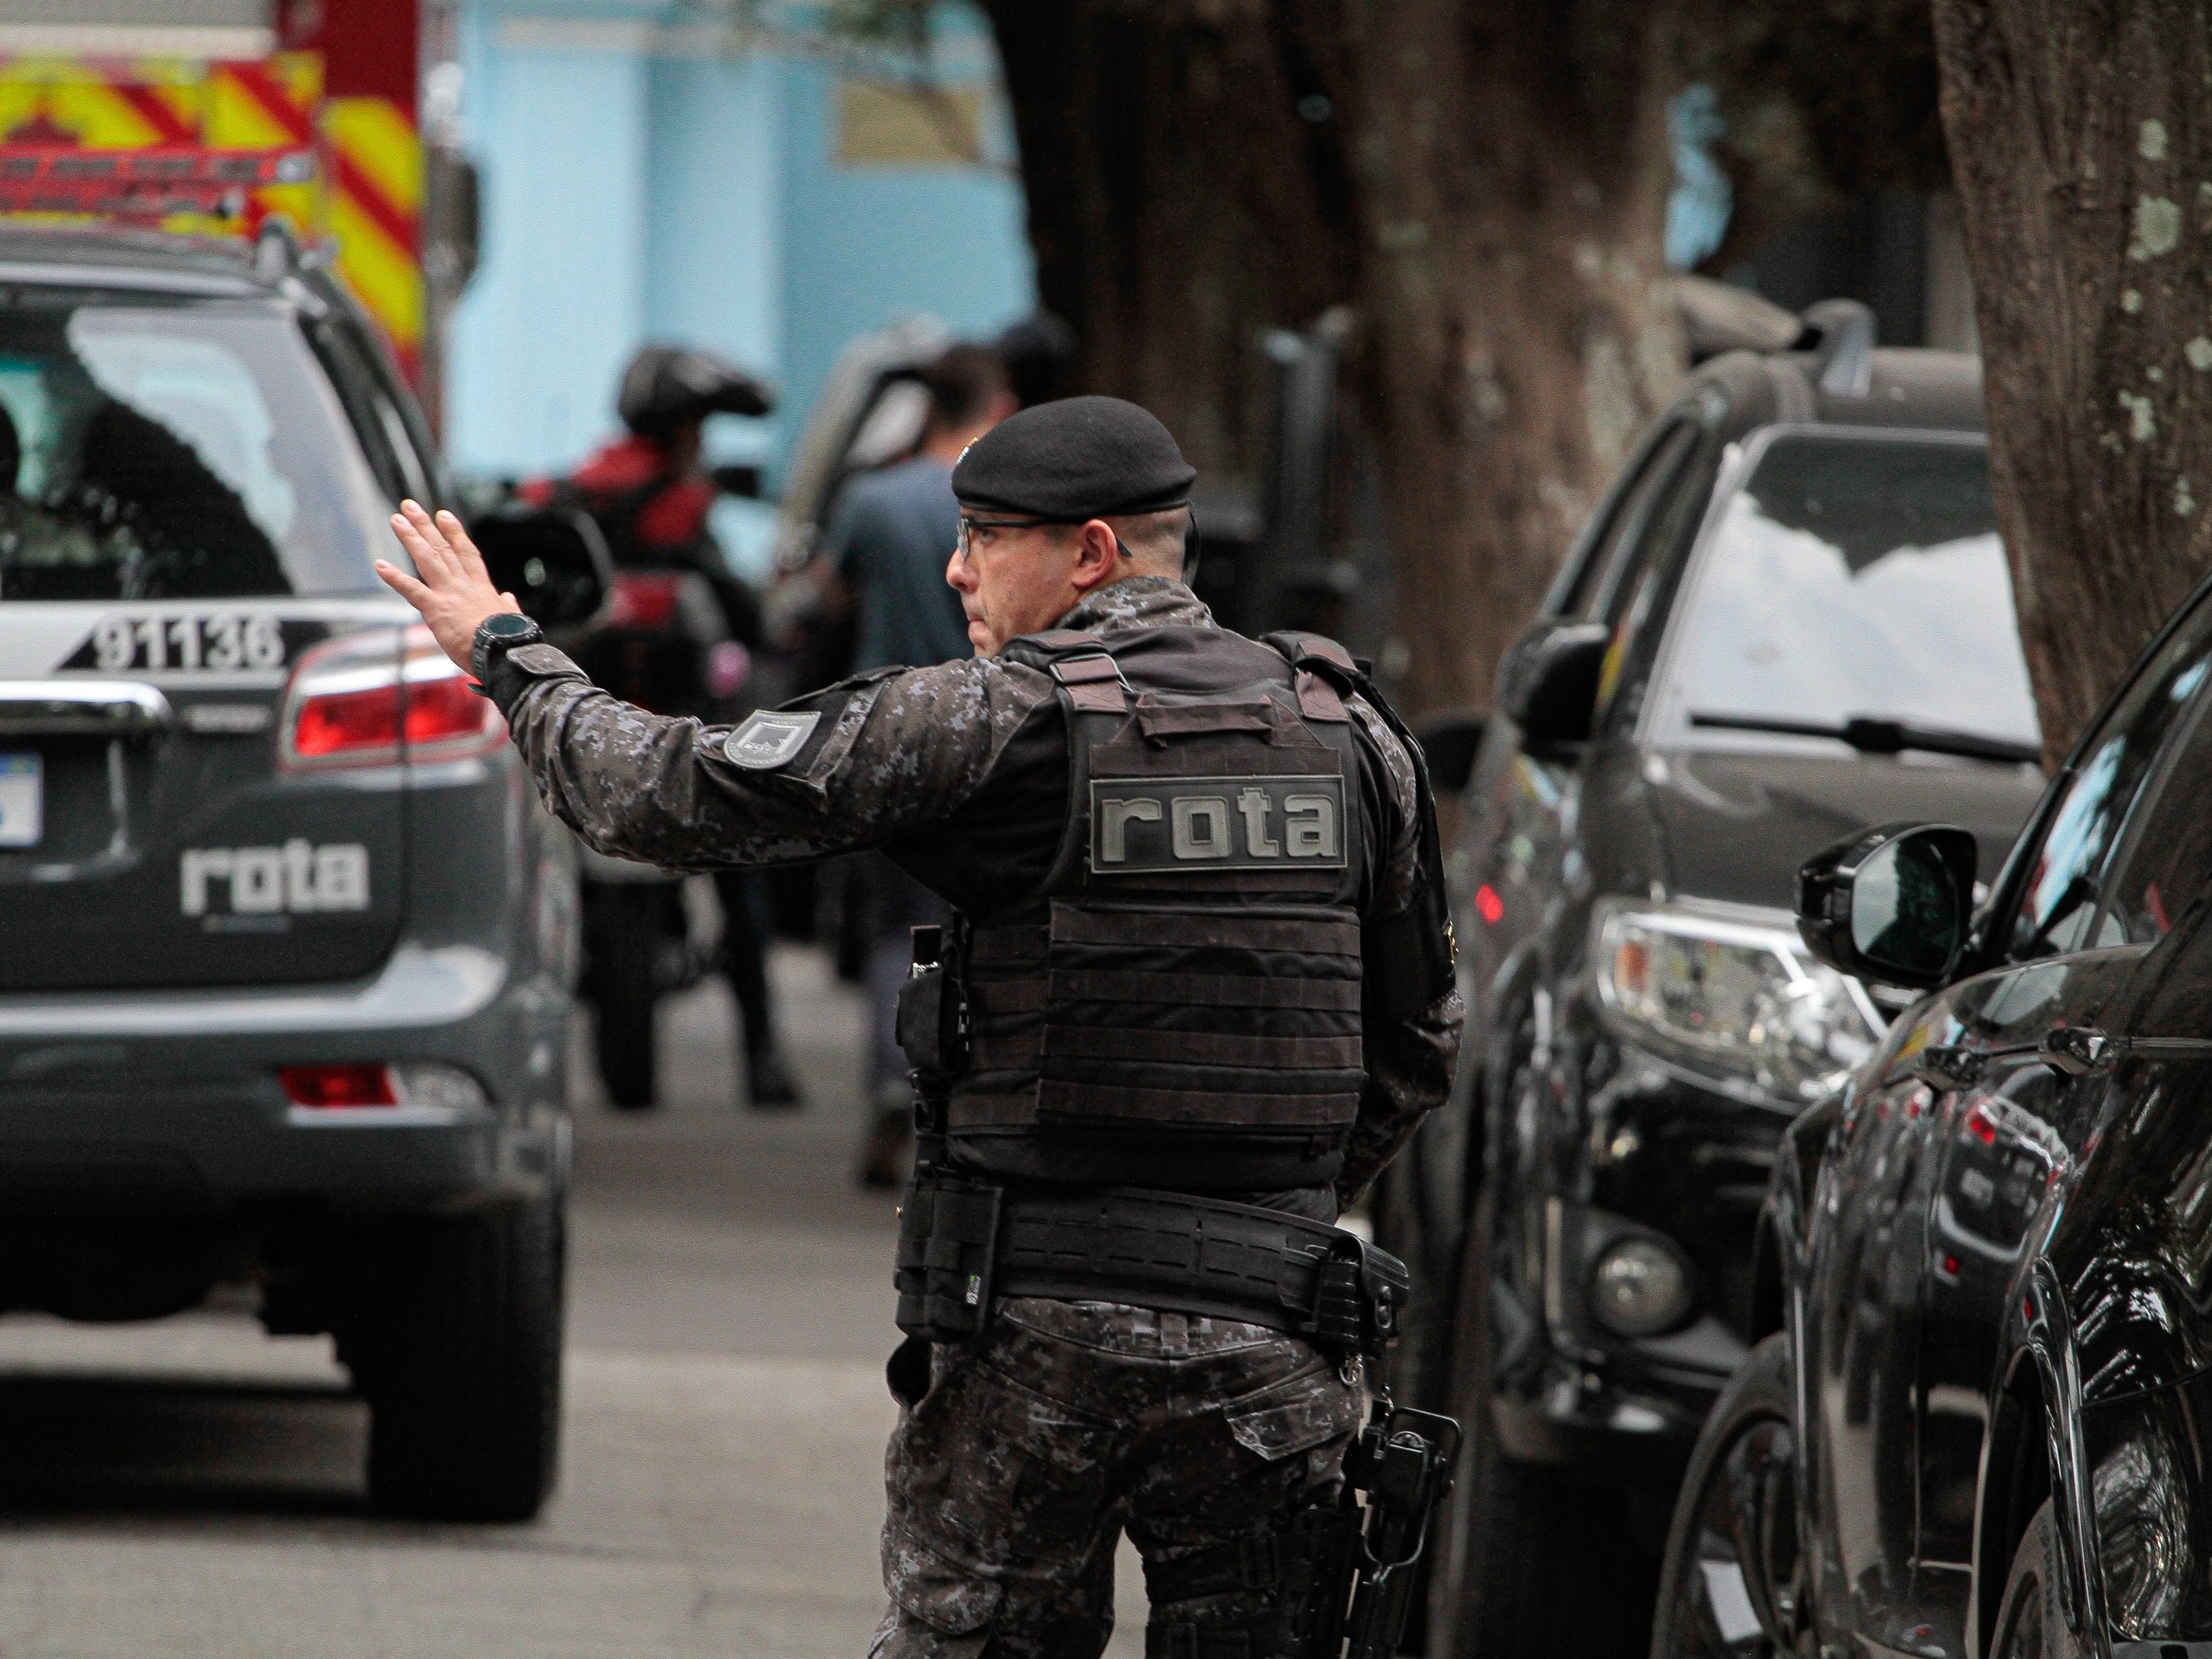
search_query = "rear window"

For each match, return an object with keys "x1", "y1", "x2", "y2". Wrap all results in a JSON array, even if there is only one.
[
  {"x1": 1649, "y1": 430, "x2": 2041, "y2": 753},
  {"x1": 0, "y1": 292, "x2": 393, "y2": 601}
]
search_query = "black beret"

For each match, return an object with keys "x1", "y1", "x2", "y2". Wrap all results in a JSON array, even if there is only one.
[{"x1": 951, "y1": 395, "x2": 1197, "y2": 519}]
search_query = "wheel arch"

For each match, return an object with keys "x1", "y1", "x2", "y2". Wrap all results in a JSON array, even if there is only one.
[
  {"x1": 1974, "y1": 1264, "x2": 2103, "y2": 1659},
  {"x1": 1749, "y1": 1092, "x2": 1840, "y2": 1345}
]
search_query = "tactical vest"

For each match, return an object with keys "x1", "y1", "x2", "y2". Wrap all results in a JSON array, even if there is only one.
[{"x1": 946, "y1": 624, "x2": 1373, "y2": 1193}]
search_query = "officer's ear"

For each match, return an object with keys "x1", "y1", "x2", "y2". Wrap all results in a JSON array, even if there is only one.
[{"x1": 1066, "y1": 518, "x2": 1122, "y2": 591}]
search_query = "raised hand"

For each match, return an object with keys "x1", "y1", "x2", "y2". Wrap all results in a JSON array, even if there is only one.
[{"x1": 375, "y1": 500, "x2": 521, "y2": 674}]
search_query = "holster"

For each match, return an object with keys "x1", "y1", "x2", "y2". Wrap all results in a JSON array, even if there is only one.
[{"x1": 1339, "y1": 1401, "x2": 1462, "y2": 1659}]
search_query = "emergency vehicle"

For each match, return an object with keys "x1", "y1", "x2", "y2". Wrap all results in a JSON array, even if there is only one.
[{"x1": 0, "y1": 2, "x2": 582, "y2": 1522}]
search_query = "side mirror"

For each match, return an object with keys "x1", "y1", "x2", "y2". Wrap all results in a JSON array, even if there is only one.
[
  {"x1": 1413, "y1": 711, "x2": 1486, "y2": 796},
  {"x1": 469, "y1": 508, "x2": 612, "y2": 629},
  {"x1": 424, "y1": 145, "x2": 481, "y2": 292},
  {"x1": 1797, "y1": 822, "x2": 1978, "y2": 989},
  {"x1": 1495, "y1": 620, "x2": 1610, "y2": 751}
]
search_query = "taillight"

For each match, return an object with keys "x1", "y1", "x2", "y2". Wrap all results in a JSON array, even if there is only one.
[
  {"x1": 279, "y1": 1061, "x2": 488, "y2": 1110},
  {"x1": 280, "y1": 624, "x2": 504, "y2": 770},
  {"x1": 607, "y1": 571, "x2": 683, "y2": 631},
  {"x1": 280, "y1": 1063, "x2": 396, "y2": 1107}
]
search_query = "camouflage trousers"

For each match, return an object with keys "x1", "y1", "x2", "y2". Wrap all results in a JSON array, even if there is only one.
[{"x1": 871, "y1": 1296, "x2": 1362, "y2": 1659}]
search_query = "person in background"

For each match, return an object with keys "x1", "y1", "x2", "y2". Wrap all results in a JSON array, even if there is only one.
[
  {"x1": 992, "y1": 308, "x2": 1079, "y2": 410},
  {"x1": 828, "y1": 344, "x2": 1018, "y2": 1183},
  {"x1": 524, "y1": 346, "x2": 802, "y2": 1110}
]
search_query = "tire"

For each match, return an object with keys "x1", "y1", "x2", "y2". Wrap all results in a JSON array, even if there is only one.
[
  {"x1": 588, "y1": 885, "x2": 659, "y2": 1109},
  {"x1": 362, "y1": 1193, "x2": 567, "y2": 1523},
  {"x1": 1987, "y1": 1501, "x2": 2092, "y2": 1659},
  {"x1": 1428, "y1": 1186, "x2": 1658, "y2": 1659},
  {"x1": 1650, "y1": 1333, "x2": 1800, "y2": 1659}
]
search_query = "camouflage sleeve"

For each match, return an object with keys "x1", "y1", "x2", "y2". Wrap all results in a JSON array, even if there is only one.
[
  {"x1": 1338, "y1": 695, "x2": 1467, "y2": 1207},
  {"x1": 483, "y1": 641, "x2": 1043, "y2": 869},
  {"x1": 1338, "y1": 989, "x2": 1465, "y2": 1208}
]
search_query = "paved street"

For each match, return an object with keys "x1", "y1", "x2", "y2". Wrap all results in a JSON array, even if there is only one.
[{"x1": 0, "y1": 950, "x2": 1148, "y2": 1657}]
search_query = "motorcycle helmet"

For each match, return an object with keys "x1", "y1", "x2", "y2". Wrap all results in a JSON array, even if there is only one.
[{"x1": 618, "y1": 346, "x2": 774, "y2": 439}]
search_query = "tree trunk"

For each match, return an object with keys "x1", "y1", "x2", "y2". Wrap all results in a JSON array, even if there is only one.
[
  {"x1": 1291, "y1": 0, "x2": 1688, "y2": 714},
  {"x1": 1933, "y1": 0, "x2": 2212, "y2": 758},
  {"x1": 984, "y1": 1, "x2": 1687, "y2": 715},
  {"x1": 981, "y1": 0, "x2": 1357, "y2": 487}
]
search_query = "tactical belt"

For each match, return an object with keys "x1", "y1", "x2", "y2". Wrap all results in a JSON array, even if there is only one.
[
  {"x1": 996, "y1": 1188, "x2": 1346, "y2": 1330},
  {"x1": 896, "y1": 1176, "x2": 1408, "y2": 1352}
]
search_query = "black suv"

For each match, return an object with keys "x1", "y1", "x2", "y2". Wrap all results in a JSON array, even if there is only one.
[
  {"x1": 1655, "y1": 561, "x2": 2212, "y2": 1659},
  {"x1": 1388, "y1": 304, "x2": 2052, "y2": 1657},
  {"x1": 0, "y1": 223, "x2": 590, "y2": 1520}
]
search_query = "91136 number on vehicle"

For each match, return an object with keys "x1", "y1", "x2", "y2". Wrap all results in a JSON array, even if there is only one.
[{"x1": 62, "y1": 611, "x2": 325, "y2": 675}]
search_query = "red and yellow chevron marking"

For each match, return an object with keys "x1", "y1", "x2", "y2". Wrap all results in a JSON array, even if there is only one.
[
  {"x1": 0, "y1": 52, "x2": 324, "y2": 239},
  {"x1": 208, "y1": 54, "x2": 321, "y2": 236},
  {"x1": 0, "y1": 52, "x2": 424, "y2": 381},
  {"x1": 322, "y1": 93, "x2": 421, "y2": 375}
]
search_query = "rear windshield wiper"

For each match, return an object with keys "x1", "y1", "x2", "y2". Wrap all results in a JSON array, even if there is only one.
[{"x1": 1689, "y1": 711, "x2": 2042, "y2": 766}]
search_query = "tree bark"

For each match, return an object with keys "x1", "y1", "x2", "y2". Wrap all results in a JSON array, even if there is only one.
[
  {"x1": 1932, "y1": 0, "x2": 2212, "y2": 758},
  {"x1": 980, "y1": 0, "x2": 1357, "y2": 486},
  {"x1": 983, "y1": 0, "x2": 1687, "y2": 715},
  {"x1": 1290, "y1": 0, "x2": 1688, "y2": 713}
]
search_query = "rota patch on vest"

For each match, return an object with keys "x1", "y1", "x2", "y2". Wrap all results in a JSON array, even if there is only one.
[{"x1": 1088, "y1": 774, "x2": 1346, "y2": 873}]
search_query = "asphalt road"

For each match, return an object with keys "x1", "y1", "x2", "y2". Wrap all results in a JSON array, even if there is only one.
[{"x1": 0, "y1": 949, "x2": 1149, "y2": 1657}]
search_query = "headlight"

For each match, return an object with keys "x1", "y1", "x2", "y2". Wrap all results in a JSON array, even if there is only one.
[
  {"x1": 1590, "y1": 1237, "x2": 1695, "y2": 1337},
  {"x1": 1594, "y1": 901, "x2": 1879, "y2": 1102}
]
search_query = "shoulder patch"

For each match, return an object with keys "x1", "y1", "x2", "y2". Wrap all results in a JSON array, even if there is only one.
[{"x1": 723, "y1": 709, "x2": 822, "y2": 770}]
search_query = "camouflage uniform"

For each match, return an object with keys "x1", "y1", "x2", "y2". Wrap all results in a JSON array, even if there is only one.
[
  {"x1": 482, "y1": 575, "x2": 1463, "y2": 1654},
  {"x1": 875, "y1": 1298, "x2": 1359, "y2": 1657}
]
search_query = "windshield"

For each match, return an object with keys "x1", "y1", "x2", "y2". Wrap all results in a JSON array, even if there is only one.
[
  {"x1": 0, "y1": 293, "x2": 393, "y2": 601},
  {"x1": 1653, "y1": 431, "x2": 2041, "y2": 754}
]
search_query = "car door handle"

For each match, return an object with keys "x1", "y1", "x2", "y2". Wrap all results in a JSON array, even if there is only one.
[
  {"x1": 0, "y1": 681, "x2": 172, "y2": 739},
  {"x1": 1911, "y1": 1044, "x2": 1985, "y2": 1091},
  {"x1": 2039, "y1": 1025, "x2": 2116, "y2": 1077}
]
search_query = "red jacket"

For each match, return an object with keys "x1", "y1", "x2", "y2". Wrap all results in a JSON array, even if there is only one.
[{"x1": 520, "y1": 434, "x2": 716, "y2": 561}]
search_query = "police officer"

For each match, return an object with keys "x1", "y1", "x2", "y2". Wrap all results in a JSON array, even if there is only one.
[{"x1": 376, "y1": 396, "x2": 1462, "y2": 1658}]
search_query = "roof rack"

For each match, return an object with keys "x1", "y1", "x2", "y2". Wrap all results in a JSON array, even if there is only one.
[
  {"x1": 1801, "y1": 298, "x2": 1877, "y2": 397},
  {"x1": 0, "y1": 144, "x2": 315, "y2": 224}
]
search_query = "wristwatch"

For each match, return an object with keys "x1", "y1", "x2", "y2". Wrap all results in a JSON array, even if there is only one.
[{"x1": 471, "y1": 610, "x2": 544, "y2": 685}]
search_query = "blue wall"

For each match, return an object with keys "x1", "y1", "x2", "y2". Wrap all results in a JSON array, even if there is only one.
[
  {"x1": 446, "y1": 24, "x2": 656, "y2": 475},
  {"x1": 776, "y1": 42, "x2": 1031, "y2": 454},
  {"x1": 445, "y1": 2, "x2": 1033, "y2": 488},
  {"x1": 646, "y1": 51, "x2": 782, "y2": 454}
]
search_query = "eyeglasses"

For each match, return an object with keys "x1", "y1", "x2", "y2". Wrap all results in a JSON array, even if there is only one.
[
  {"x1": 952, "y1": 516, "x2": 1156, "y2": 573},
  {"x1": 951, "y1": 513, "x2": 1061, "y2": 566},
  {"x1": 953, "y1": 515, "x2": 1064, "y2": 563}
]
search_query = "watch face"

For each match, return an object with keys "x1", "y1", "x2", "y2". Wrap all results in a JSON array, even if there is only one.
[{"x1": 484, "y1": 612, "x2": 537, "y2": 640}]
